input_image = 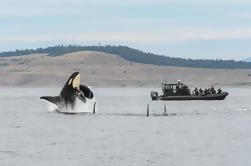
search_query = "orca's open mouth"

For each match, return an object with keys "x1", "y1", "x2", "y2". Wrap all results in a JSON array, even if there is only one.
[
  {"x1": 80, "y1": 85, "x2": 94, "y2": 99},
  {"x1": 76, "y1": 91, "x2": 86, "y2": 103}
]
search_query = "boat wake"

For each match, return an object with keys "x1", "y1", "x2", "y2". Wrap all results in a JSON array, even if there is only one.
[{"x1": 234, "y1": 107, "x2": 251, "y2": 112}]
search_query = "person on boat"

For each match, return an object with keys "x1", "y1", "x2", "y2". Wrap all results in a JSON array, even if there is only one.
[
  {"x1": 177, "y1": 80, "x2": 183, "y2": 89},
  {"x1": 211, "y1": 86, "x2": 216, "y2": 94},
  {"x1": 199, "y1": 88, "x2": 203, "y2": 95},
  {"x1": 208, "y1": 88, "x2": 211, "y2": 95},
  {"x1": 204, "y1": 88, "x2": 208, "y2": 95},
  {"x1": 208, "y1": 88, "x2": 212, "y2": 95},
  {"x1": 217, "y1": 88, "x2": 222, "y2": 94},
  {"x1": 193, "y1": 88, "x2": 199, "y2": 96},
  {"x1": 205, "y1": 88, "x2": 212, "y2": 95}
]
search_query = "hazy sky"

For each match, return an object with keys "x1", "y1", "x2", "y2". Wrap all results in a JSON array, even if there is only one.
[{"x1": 1, "y1": 0, "x2": 251, "y2": 60}]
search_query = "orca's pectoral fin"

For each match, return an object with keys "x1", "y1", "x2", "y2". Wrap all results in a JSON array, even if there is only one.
[{"x1": 40, "y1": 96, "x2": 60, "y2": 105}]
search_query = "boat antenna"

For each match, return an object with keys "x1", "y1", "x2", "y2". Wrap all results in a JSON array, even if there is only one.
[{"x1": 160, "y1": 76, "x2": 165, "y2": 84}]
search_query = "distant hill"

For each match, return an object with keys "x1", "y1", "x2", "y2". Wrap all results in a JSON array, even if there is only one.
[
  {"x1": 1, "y1": 45, "x2": 251, "y2": 69},
  {"x1": 1, "y1": 51, "x2": 251, "y2": 87}
]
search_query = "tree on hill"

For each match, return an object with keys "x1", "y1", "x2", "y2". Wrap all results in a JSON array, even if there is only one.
[{"x1": 0, "y1": 45, "x2": 251, "y2": 69}]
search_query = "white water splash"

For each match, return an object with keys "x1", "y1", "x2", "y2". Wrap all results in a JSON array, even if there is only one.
[
  {"x1": 46, "y1": 102, "x2": 58, "y2": 112},
  {"x1": 56, "y1": 97, "x2": 96, "y2": 114},
  {"x1": 72, "y1": 97, "x2": 97, "y2": 113},
  {"x1": 43, "y1": 97, "x2": 96, "y2": 114}
]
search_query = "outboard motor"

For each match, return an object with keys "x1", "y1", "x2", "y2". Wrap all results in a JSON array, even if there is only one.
[{"x1": 151, "y1": 91, "x2": 158, "y2": 100}]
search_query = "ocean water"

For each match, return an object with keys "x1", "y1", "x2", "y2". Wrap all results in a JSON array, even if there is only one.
[{"x1": 0, "y1": 87, "x2": 251, "y2": 166}]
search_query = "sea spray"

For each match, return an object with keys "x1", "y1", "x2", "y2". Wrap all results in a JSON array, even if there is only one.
[
  {"x1": 50, "y1": 97, "x2": 97, "y2": 114},
  {"x1": 47, "y1": 102, "x2": 58, "y2": 112}
]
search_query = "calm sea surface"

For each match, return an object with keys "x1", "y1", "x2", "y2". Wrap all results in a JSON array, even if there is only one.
[{"x1": 0, "y1": 87, "x2": 251, "y2": 166}]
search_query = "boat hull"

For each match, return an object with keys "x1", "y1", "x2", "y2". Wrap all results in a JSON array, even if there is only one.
[{"x1": 154, "y1": 92, "x2": 228, "y2": 101}]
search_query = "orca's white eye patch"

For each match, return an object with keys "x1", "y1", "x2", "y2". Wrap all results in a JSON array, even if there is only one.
[
  {"x1": 72, "y1": 73, "x2": 80, "y2": 89},
  {"x1": 68, "y1": 78, "x2": 73, "y2": 85}
]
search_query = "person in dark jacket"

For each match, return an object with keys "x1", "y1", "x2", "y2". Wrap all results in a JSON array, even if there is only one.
[
  {"x1": 217, "y1": 88, "x2": 222, "y2": 94},
  {"x1": 211, "y1": 86, "x2": 216, "y2": 94},
  {"x1": 199, "y1": 88, "x2": 203, "y2": 95},
  {"x1": 193, "y1": 88, "x2": 199, "y2": 96},
  {"x1": 204, "y1": 88, "x2": 208, "y2": 95}
]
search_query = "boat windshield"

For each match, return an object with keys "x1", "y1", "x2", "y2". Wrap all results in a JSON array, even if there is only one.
[
  {"x1": 165, "y1": 84, "x2": 171, "y2": 89},
  {"x1": 162, "y1": 84, "x2": 176, "y2": 90},
  {"x1": 162, "y1": 84, "x2": 177, "y2": 94}
]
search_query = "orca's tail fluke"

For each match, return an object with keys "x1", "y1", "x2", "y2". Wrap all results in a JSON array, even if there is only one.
[{"x1": 40, "y1": 96, "x2": 60, "y2": 105}]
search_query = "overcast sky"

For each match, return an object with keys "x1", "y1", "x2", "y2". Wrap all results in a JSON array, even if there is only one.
[{"x1": 1, "y1": 0, "x2": 251, "y2": 60}]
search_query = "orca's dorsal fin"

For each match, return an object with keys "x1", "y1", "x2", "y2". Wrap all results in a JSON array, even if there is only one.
[
  {"x1": 60, "y1": 72, "x2": 80, "y2": 97},
  {"x1": 40, "y1": 96, "x2": 60, "y2": 105}
]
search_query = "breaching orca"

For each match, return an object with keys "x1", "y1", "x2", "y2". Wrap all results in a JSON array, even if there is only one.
[{"x1": 40, "y1": 72, "x2": 95, "y2": 113}]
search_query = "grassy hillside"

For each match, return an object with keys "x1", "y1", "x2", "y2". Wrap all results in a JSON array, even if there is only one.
[
  {"x1": 0, "y1": 45, "x2": 251, "y2": 69},
  {"x1": 1, "y1": 51, "x2": 251, "y2": 87}
]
